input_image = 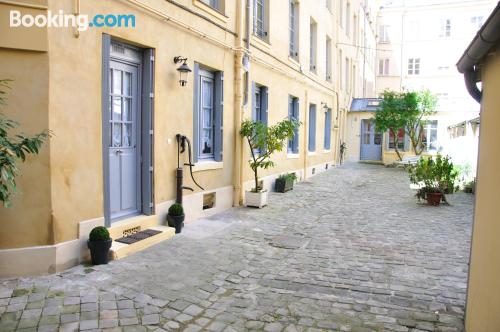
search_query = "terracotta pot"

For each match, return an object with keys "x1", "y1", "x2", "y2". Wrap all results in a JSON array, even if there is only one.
[{"x1": 427, "y1": 192, "x2": 443, "y2": 206}]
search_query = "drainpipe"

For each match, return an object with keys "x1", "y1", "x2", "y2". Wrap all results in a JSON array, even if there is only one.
[{"x1": 233, "y1": 0, "x2": 246, "y2": 206}]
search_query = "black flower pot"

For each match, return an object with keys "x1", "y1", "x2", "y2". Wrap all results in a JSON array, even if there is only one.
[
  {"x1": 167, "y1": 214, "x2": 185, "y2": 234},
  {"x1": 275, "y1": 178, "x2": 294, "y2": 193},
  {"x1": 87, "y1": 239, "x2": 112, "y2": 265}
]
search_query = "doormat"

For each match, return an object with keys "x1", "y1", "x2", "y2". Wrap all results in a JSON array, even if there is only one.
[{"x1": 115, "y1": 229, "x2": 162, "y2": 244}]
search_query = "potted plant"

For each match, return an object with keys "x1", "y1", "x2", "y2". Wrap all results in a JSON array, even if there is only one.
[
  {"x1": 167, "y1": 203, "x2": 185, "y2": 234},
  {"x1": 240, "y1": 119, "x2": 299, "y2": 208},
  {"x1": 275, "y1": 173, "x2": 297, "y2": 193},
  {"x1": 87, "y1": 226, "x2": 112, "y2": 265},
  {"x1": 464, "y1": 179, "x2": 476, "y2": 194},
  {"x1": 408, "y1": 154, "x2": 458, "y2": 206}
]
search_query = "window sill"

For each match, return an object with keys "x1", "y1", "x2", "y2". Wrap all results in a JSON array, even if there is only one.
[
  {"x1": 192, "y1": 0, "x2": 228, "y2": 23},
  {"x1": 288, "y1": 56, "x2": 300, "y2": 66},
  {"x1": 192, "y1": 160, "x2": 224, "y2": 173},
  {"x1": 251, "y1": 35, "x2": 271, "y2": 49},
  {"x1": 308, "y1": 151, "x2": 317, "y2": 156},
  {"x1": 323, "y1": 149, "x2": 331, "y2": 153},
  {"x1": 287, "y1": 153, "x2": 300, "y2": 159}
]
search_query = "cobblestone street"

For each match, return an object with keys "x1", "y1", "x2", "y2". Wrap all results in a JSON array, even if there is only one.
[{"x1": 0, "y1": 163, "x2": 474, "y2": 332}]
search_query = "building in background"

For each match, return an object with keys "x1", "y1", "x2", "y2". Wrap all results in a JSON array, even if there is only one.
[
  {"x1": 0, "y1": 0, "x2": 377, "y2": 277},
  {"x1": 367, "y1": 0, "x2": 497, "y2": 167}
]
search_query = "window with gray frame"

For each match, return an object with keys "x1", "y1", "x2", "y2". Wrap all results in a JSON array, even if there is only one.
[
  {"x1": 289, "y1": 1, "x2": 299, "y2": 59},
  {"x1": 346, "y1": 2, "x2": 351, "y2": 37},
  {"x1": 288, "y1": 95, "x2": 299, "y2": 153},
  {"x1": 308, "y1": 104, "x2": 316, "y2": 152},
  {"x1": 193, "y1": 64, "x2": 223, "y2": 163},
  {"x1": 252, "y1": 82, "x2": 268, "y2": 125},
  {"x1": 310, "y1": 19, "x2": 317, "y2": 72},
  {"x1": 254, "y1": 0, "x2": 268, "y2": 40},
  {"x1": 324, "y1": 108, "x2": 332, "y2": 150}
]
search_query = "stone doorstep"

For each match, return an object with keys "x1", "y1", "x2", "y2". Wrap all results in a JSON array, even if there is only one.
[
  {"x1": 107, "y1": 215, "x2": 159, "y2": 240},
  {"x1": 110, "y1": 225, "x2": 175, "y2": 260}
]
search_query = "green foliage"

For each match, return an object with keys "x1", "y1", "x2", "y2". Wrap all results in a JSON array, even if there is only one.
[
  {"x1": 240, "y1": 118, "x2": 300, "y2": 192},
  {"x1": 168, "y1": 203, "x2": 184, "y2": 216},
  {"x1": 408, "y1": 154, "x2": 458, "y2": 201},
  {"x1": 464, "y1": 180, "x2": 475, "y2": 194},
  {"x1": 89, "y1": 226, "x2": 110, "y2": 241},
  {"x1": 374, "y1": 89, "x2": 437, "y2": 157},
  {"x1": 278, "y1": 173, "x2": 297, "y2": 182},
  {"x1": 0, "y1": 79, "x2": 50, "y2": 207}
]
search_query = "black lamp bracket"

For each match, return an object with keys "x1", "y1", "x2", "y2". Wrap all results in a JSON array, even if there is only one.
[{"x1": 174, "y1": 56, "x2": 188, "y2": 64}]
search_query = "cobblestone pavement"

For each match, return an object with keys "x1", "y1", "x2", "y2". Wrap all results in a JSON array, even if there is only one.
[{"x1": 0, "y1": 163, "x2": 474, "y2": 332}]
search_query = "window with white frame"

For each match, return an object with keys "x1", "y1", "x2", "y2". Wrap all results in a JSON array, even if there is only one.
[
  {"x1": 379, "y1": 25, "x2": 390, "y2": 43},
  {"x1": 345, "y1": 58, "x2": 350, "y2": 91},
  {"x1": 324, "y1": 108, "x2": 332, "y2": 150},
  {"x1": 339, "y1": 49, "x2": 343, "y2": 89},
  {"x1": 378, "y1": 58, "x2": 389, "y2": 76},
  {"x1": 194, "y1": 65, "x2": 224, "y2": 162},
  {"x1": 439, "y1": 18, "x2": 451, "y2": 37},
  {"x1": 289, "y1": 1, "x2": 299, "y2": 59},
  {"x1": 253, "y1": 0, "x2": 268, "y2": 40},
  {"x1": 471, "y1": 16, "x2": 484, "y2": 31},
  {"x1": 346, "y1": 2, "x2": 351, "y2": 37},
  {"x1": 407, "y1": 58, "x2": 420, "y2": 75},
  {"x1": 326, "y1": 0, "x2": 332, "y2": 12},
  {"x1": 339, "y1": 0, "x2": 344, "y2": 28},
  {"x1": 422, "y1": 120, "x2": 438, "y2": 151},
  {"x1": 310, "y1": 19, "x2": 317, "y2": 72},
  {"x1": 388, "y1": 128, "x2": 405, "y2": 150},
  {"x1": 200, "y1": 0, "x2": 223, "y2": 12},
  {"x1": 326, "y1": 36, "x2": 332, "y2": 81},
  {"x1": 288, "y1": 95, "x2": 299, "y2": 153}
]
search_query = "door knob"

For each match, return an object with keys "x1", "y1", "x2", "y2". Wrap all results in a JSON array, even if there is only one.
[{"x1": 116, "y1": 150, "x2": 123, "y2": 154}]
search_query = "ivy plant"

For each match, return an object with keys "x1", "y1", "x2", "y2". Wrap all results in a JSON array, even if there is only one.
[
  {"x1": 0, "y1": 79, "x2": 50, "y2": 207},
  {"x1": 240, "y1": 119, "x2": 299, "y2": 192}
]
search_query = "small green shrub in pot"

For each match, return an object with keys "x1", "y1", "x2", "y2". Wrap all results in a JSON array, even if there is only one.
[
  {"x1": 408, "y1": 154, "x2": 458, "y2": 206},
  {"x1": 275, "y1": 173, "x2": 297, "y2": 193},
  {"x1": 87, "y1": 226, "x2": 112, "y2": 265},
  {"x1": 167, "y1": 203, "x2": 185, "y2": 234}
]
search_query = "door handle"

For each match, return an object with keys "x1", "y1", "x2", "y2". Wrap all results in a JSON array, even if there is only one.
[{"x1": 116, "y1": 149, "x2": 123, "y2": 154}]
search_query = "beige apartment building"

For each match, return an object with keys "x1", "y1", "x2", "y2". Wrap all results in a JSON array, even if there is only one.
[{"x1": 0, "y1": 0, "x2": 377, "y2": 277}]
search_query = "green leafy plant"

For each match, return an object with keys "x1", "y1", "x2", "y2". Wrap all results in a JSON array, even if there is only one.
[
  {"x1": 464, "y1": 180, "x2": 475, "y2": 194},
  {"x1": 278, "y1": 173, "x2": 297, "y2": 182},
  {"x1": 408, "y1": 154, "x2": 458, "y2": 203},
  {"x1": 240, "y1": 119, "x2": 300, "y2": 192},
  {"x1": 0, "y1": 79, "x2": 50, "y2": 207},
  {"x1": 89, "y1": 226, "x2": 110, "y2": 241},
  {"x1": 168, "y1": 203, "x2": 184, "y2": 216}
]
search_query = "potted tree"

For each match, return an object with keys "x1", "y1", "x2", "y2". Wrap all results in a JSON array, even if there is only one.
[
  {"x1": 275, "y1": 173, "x2": 297, "y2": 193},
  {"x1": 408, "y1": 154, "x2": 458, "y2": 206},
  {"x1": 240, "y1": 119, "x2": 299, "y2": 208},
  {"x1": 87, "y1": 226, "x2": 112, "y2": 265},
  {"x1": 167, "y1": 203, "x2": 185, "y2": 234}
]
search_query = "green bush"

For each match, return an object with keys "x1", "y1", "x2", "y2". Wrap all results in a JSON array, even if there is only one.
[
  {"x1": 408, "y1": 154, "x2": 458, "y2": 201},
  {"x1": 89, "y1": 226, "x2": 110, "y2": 241},
  {"x1": 278, "y1": 173, "x2": 297, "y2": 182},
  {"x1": 168, "y1": 203, "x2": 184, "y2": 216}
]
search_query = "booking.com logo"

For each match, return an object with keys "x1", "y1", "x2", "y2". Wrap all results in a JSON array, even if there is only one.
[{"x1": 10, "y1": 10, "x2": 136, "y2": 31}]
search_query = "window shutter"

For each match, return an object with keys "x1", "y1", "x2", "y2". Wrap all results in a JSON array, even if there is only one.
[
  {"x1": 253, "y1": 0, "x2": 257, "y2": 34},
  {"x1": 293, "y1": 98, "x2": 299, "y2": 153},
  {"x1": 142, "y1": 48, "x2": 155, "y2": 215},
  {"x1": 324, "y1": 109, "x2": 331, "y2": 150},
  {"x1": 192, "y1": 63, "x2": 200, "y2": 164},
  {"x1": 214, "y1": 71, "x2": 223, "y2": 162},
  {"x1": 309, "y1": 105, "x2": 316, "y2": 152},
  {"x1": 251, "y1": 81, "x2": 257, "y2": 121},
  {"x1": 262, "y1": 86, "x2": 269, "y2": 127}
]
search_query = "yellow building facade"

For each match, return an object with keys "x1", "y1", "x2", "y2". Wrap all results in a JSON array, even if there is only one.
[
  {"x1": 457, "y1": 3, "x2": 500, "y2": 331},
  {"x1": 0, "y1": 0, "x2": 377, "y2": 277}
]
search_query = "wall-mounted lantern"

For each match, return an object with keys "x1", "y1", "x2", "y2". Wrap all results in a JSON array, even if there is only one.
[
  {"x1": 321, "y1": 102, "x2": 329, "y2": 112},
  {"x1": 174, "y1": 56, "x2": 191, "y2": 87}
]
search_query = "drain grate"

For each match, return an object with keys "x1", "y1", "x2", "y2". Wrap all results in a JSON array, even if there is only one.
[{"x1": 115, "y1": 229, "x2": 162, "y2": 244}]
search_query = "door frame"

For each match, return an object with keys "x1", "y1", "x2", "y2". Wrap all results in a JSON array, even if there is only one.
[
  {"x1": 101, "y1": 35, "x2": 155, "y2": 226},
  {"x1": 360, "y1": 119, "x2": 382, "y2": 161}
]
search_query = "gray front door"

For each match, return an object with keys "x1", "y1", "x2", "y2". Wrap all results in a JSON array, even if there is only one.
[
  {"x1": 360, "y1": 119, "x2": 382, "y2": 161},
  {"x1": 108, "y1": 61, "x2": 141, "y2": 220}
]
